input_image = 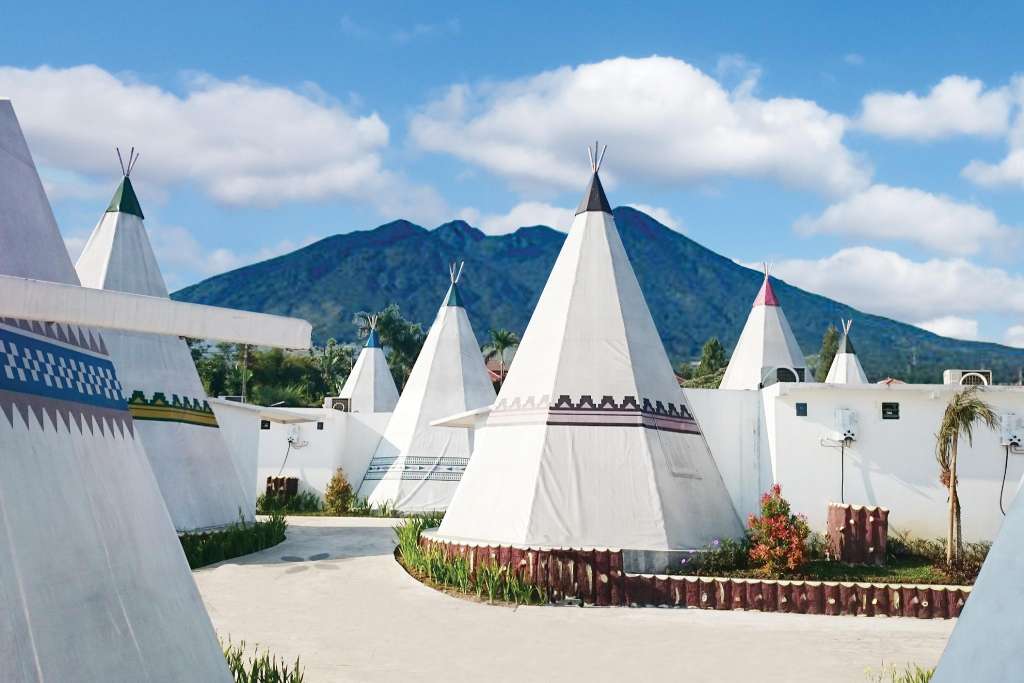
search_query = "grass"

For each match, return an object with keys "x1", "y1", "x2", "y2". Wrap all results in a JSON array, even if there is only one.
[
  {"x1": 394, "y1": 515, "x2": 547, "y2": 606},
  {"x1": 223, "y1": 639, "x2": 304, "y2": 682},
  {"x1": 179, "y1": 513, "x2": 287, "y2": 569},
  {"x1": 865, "y1": 664, "x2": 934, "y2": 682}
]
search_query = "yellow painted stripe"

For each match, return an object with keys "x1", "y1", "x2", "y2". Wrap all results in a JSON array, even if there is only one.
[{"x1": 128, "y1": 403, "x2": 219, "y2": 427}]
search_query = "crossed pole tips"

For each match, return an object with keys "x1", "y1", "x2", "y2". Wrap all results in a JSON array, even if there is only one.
[
  {"x1": 116, "y1": 146, "x2": 141, "y2": 177},
  {"x1": 587, "y1": 140, "x2": 608, "y2": 173},
  {"x1": 449, "y1": 260, "x2": 465, "y2": 284}
]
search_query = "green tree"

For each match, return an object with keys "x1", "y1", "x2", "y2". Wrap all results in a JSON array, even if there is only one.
[
  {"x1": 815, "y1": 324, "x2": 840, "y2": 382},
  {"x1": 481, "y1": 328, "x2": 520, "y2": 386},
  {"x1": 352, "y1": 304, "x2": 425, "y2": 389},
  {"x1": 696, "y1": 337, "x2": 727, "y2": 377},
  {"x1": 936, "y1": 386, "x2": 997, "y2": 565},
  {"x1": 310, "y1": 338, "x2": 353, "y2": 398}
]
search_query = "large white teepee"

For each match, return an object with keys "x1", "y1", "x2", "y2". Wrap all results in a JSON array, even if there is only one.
[
  {"x1": 438, "y1": 151, "x2": 742, "y2": 551},
  {"x1": 825, "y1": 319, "x2": 868, "y2": 384},
  {"x1": 934, "y1": 470, "x2": 1024, "y2": 681},
  {"x1": 720, "y1": 267, "x2": 809, "y2": 390},
  {"x1": 76, "y1": 154, "x2": 252, "y2": 531},
  {"x1": 356, "y1": 263, "x2": 496, "y2": 511},
  {"x1": 338, "y1": 317, "x2": 399, "y2": 413},
  {"x1": 0, "y1": 100, "x2": 232, "y2": 681}
]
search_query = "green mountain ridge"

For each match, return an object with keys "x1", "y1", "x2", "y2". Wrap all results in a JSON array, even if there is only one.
[{"x1": 173, "y1": 207, "x2": 1024, "y2": 383}]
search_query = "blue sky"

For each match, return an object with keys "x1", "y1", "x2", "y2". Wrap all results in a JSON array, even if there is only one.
[{"x1": 3, "y1": 2, "x2": 1024, "y2": 345}]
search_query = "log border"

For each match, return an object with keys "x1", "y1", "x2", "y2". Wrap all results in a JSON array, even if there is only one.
[{"x1": 419, "y1": 536, "x2": 969, "y2": 619}]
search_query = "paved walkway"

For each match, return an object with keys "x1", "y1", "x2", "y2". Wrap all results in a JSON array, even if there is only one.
[{"x1": 195, "y1": 517, "x2": 953, "y2": 682}]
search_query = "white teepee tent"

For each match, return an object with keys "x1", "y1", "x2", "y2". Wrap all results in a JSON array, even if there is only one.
[
  {"x1": 720, "y1": 266, "x2": 809, "y2": 390},
  {"x1": 338, "y1": 316, "x2": 399, "y2": 413},
  {"x1": 437, "y1": 148, "x2": 742, "y2": 551},
  {"x1": 933, "y1": 470, "x2": 1024, "y2": 681},
  {"x1": 825, "y1": 319, "x2": 868, "y2": 384},
  {"x1": 0, "y1": 100, "x2": 232, "y2": 681},
  {"x1": 356, "y1": 263, "x2": 496, "y2": 511},
  {"x1": 75, "y1": 152, "x2": 252, "y2": 531}
]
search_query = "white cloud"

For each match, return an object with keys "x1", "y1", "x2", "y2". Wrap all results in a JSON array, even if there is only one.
[
  {"x1": 844, "y1": 54, "x2": 865, "y2": 66},
  {"x1": 914, "y1": 316, "x2": 979, "y2": 341},
  {"x1": 1004, "y1": 325, "x2": 1024, "y2": 348},
  {"x1": 0, "y1": 65, "x2": 445, "y2": 221},
  {"x1": 794, "y1": 184, "x2": 1015, "y2": 255},
  {"x1": 459, "y1": 202, "x2": 573, "y2": 235},
  {"x1": 857, "y1": 75, "x2": 1011, "y2": 140},
  {"x1": 411, "y1": 56, "x2": 870, "y2": 197},
  {"x1": 768, "y1": 246, "x2": 1024, "y2": 323}
]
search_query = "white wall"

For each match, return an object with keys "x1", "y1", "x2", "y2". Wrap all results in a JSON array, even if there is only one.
[
  {"x1": 693, "y1": 383, "x2": 1024, "y2": 542},
  {"x1": 210, "y1": 401, "x2": 261, "y2": 506},
  {"x1": 257, "y1": 409, "x2": 391, "y2": 498}
]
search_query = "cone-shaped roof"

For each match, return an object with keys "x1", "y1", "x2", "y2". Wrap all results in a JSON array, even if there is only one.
[
  {"x1": 357, "y1": 269, "x2": 496, "y2": 511},
  {"x1": 838, "y1": 331, "x2": 856, "y2": 354},
  {"x1": 575, "y1": 172, "x2": 612, "y2": 215},
  {"x1": 0, "y1": 99, "x2": 232, "y2": 680},
  {"x1": 752, "y1": 273, "x2": 780, "y2": 307},
  {"x1": 106, "y1": 176, "x2": 145, "y2": 219},
  {"x1": 437, "y1": 160, "x2": 742, "y2": 552},
  {"x1": 825, "y1": 320, "x2": 867, "y2": 384},
  {"x1": 339, "y1": 332, "x2": 399, "y2": 413},
  {"x1": 77, "y1": 175, "x2": 167, "y2": 297},
  {"x1": 721, "y1": 267, "x2": 808, "y2": 390},
  {"x1": 365, "y1": 328, "x2": 382, "y2": 348}
]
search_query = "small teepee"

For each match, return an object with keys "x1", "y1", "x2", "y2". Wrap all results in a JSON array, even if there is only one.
[
  {"x1": 356, "y1": 262, "x2": 496, "y2": 511},
  {"x1": 337, "y1": 315, "x2": 399, "y2": 413},
  {"x1": 825, "y1": 319, "x2": 868, "y2": 384},
  {"x1": 720, "y1": 265, "x2": 809, "y2": 390},
  {"x1": 437, "y1": 146, "x2": 742, "y2": 551},
  {"x1": 75, "y1": 150, "x2": 252, "y2": 531},
  {"x1": 0, "y1": 99, "x2": 232, "y2": 681}
]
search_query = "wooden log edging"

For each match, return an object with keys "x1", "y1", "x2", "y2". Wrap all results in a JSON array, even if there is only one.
[
  {"x1": 826, "y1": 502, "x2": 889, "y2": 566},
  {"x1": 419, "y1": 537, "x2": 970, "y2": 619}
]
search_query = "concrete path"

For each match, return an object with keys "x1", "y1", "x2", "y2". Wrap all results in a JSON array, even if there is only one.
[{"x1": 195, "y1": 517, "x2": 953, "y2": 682}]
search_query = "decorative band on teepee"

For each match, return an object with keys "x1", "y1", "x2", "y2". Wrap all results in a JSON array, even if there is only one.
[{"x1": 126, "y1": 390, "x2": 219, "y2": 427}]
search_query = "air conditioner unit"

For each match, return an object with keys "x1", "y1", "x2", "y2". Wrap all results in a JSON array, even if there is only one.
[
  {"x1": 326, "y1": 397, "x2": 351, "y2": 412},
  {"x1": 943, "y1": 369, "x2": 992, "y2": 386}
]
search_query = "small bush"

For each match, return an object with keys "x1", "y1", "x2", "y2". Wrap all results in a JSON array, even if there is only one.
[
  {"x1": 683, "y1": 536, "x2": 750, "y2": 574},
  {"x1": 256, "y1": 490, "x2": 323, "y2": 515},
  {"x1": 888, "y1": 529, "x2": 989, "y2": 584},
  {"x1": 323, "y1": 468, "x2": 354, "y2": 515},
  {"x1": 747, "y1": 484, "x2": 810, "y2": 577},
  {"x1": 180, "y1": 513, "x2": 287, "y2": 569},
  {"x1": 394, "y1": 515, "x2": 546, "y2": 606},
  {"x1": 223, "y1": 639, "x2": 304, "y2": 682}
]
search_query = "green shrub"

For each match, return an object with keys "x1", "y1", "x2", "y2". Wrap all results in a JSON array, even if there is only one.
[
  {"x1": 683, "y1": 536, "x2": 750, "y2": 574},
  {"x1": 180, "y1": 513, "x2": 287, "y2": 569},
  {"x1": 394, "y1": 515, "x2": 546, "y2": 606},
  {"x1": 323, "y1": 468, "x2": 354, "y2": 515},
  {"x1": 223, "y1": 639, "x2": 304, "y2": 682},
  {"x1": 888, "y1": 529, "x2": 989, "y2": 584},
  {"x1": 256, "y1": 490, "x2": 323, "y2": 515}
]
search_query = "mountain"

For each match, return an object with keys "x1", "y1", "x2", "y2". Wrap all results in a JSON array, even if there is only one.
[{"x1": 173, "y1": 207, "x2": 1024, "y2": 383}]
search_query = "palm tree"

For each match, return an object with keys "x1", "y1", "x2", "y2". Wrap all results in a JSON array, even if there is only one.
[
  {"x1": 482, "y1": 328, "x2": 520, "y2": 386},
  {"x1": 936, "y1": 386, "x2": 997, "y2": 565}
]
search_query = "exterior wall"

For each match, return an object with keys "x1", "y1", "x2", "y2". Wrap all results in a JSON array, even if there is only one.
[
  {"x1": 257, "y1": 409, "x2": 391, "y2": 498},
  {"x1": 686, "y1": 388, "x2": 763, "y2": 520},
  {"x1": 693, "y1": 383, "x2": 1024, "y2": 542},
  {"x1": 209, "y1": 401, "x2": 261, "y2": 505}
]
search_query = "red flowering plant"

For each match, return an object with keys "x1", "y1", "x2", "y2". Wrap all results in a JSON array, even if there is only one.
[{"x1": 747, "y1": 484, "x2": 810, "y2": 577}]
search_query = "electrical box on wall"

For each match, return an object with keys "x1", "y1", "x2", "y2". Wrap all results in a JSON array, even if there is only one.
[
  {"x1": 1000, "y1": 412, "x2": 1022, "y2": 447},
  {"x1": 832, "y1": 408, "x2": 857, "y2": 442},
  {"x1": 881, "y1": 402, "x2": 900, "y2": 420}
]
